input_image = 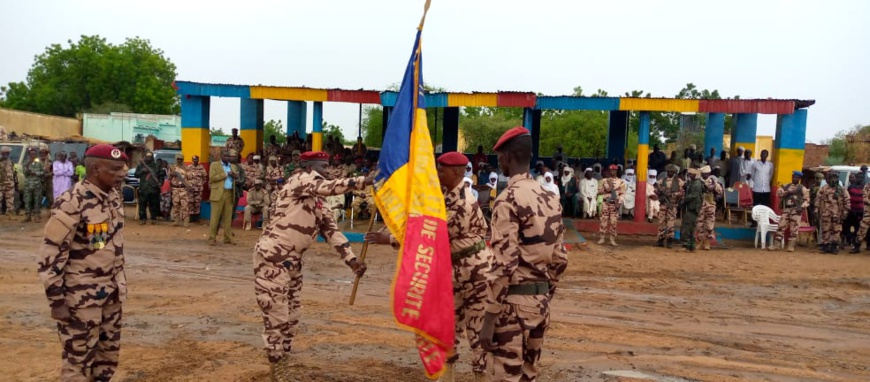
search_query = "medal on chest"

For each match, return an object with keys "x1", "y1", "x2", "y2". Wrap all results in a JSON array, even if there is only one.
[{"x1": 87, "y1": 222, "x2": 110, "y2": 250}]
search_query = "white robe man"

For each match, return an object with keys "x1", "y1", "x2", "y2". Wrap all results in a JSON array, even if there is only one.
[
  {"x1": 579, "y1": 168, "x2": 599, "y2": 218},
  {"x1": 646, "y1": 169, "x2": 661, "y2": 222}
]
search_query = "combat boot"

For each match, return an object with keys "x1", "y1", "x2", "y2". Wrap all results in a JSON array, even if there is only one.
[
  {"x1": 438, "y1": 363, "x2": 455, "y2": 382},
  {"x1": 244, "y1": 221, "x2": 252, "y2": 231},
  {"x1": 609, "y1": 236, "x2": 618, "y2": 247},
  {"x1": 786, "y1": 240, "x2": 796, "y2": 252},
  {"x1": 665, "y1": 238, "x2": 673, "y2": 248},
  {"x1": 173, "y1": 218, "x2": 181, "y2": 227},
  {"x1": 597, "y1": 236, "x2": 605, "y2": 245},
  {"x1": 182, "y1": 216, "x2": 189, "y2": 228},
  {"x1": 654, "y1": 239, "x2": 664, "y2": 247},
  {"x1": 832, "y1": 243, "x2": 840, "y2": 255},
  {"x1": 701, "y1": 240, "x2": 711, "y2": 250},
  {"x1": 269, "y1": 355, "x2": 293, "y2": 382}
]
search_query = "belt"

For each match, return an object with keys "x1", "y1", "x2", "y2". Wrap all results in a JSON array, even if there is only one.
[
  {"x1": 507, "y1": 282, "x2": 550, "y2": 295},
  {"x1": 451, "y1": 240, "x2": 486, "y2": 262}
]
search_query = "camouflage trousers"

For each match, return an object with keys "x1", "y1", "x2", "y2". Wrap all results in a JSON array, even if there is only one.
[
  {"x1": 657, "y1": 205, "x2": 678, "y2": 240},
  {"x1": 490, "y1": 295, "x2": 550, "y2": 382},
  {"x1": 23, "y1": 182, "x2": 43, "y2": 215},
  {"x1": 599, "y1": 202, "x2": 618, "y2": 236},
  {"x1": 819, "y1": 214, "x2": 843, "y2": 245},
  {"x1": 254, "y1": 257, "x2": 303, "y2": 362},
  {"x1": 695, "y1": 203, "x2": 716, "y2": 241},
  {"x1": 0, "y1": 181, "x2": 13, "y2": 212},
  {"x1": 189, "y1": 190, "x2": 202, "y2": 215},
  {"x1": 452, "y1": 255, "x2": 490, "y2": 373},
  {"x1": 171, "y1": 188, "x2": 189, "y2": 222},
  {"x1": 57, "y1": 297, "x2": 123, "y2": 382},
  {"x1": 857, "y1": 210, "x2": 870, "y2": 244},
  {"x1": 774, "y1": 208, "x2": 802, "y2": 242}
]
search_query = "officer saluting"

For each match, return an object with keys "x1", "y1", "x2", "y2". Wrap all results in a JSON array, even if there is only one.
[
  {"x1": 253, "y1": 151, "x2": 372, "y2": 382},
  {"x1": 479, "y1": 127, "x2": 569, "y2": 382},
  {"x1": 37, "y1": 144, "x2": 129, "y2": 381}
]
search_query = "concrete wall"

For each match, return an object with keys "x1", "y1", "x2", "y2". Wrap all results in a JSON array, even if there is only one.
[
  {"x1": 83, "y1": 112, "x2": 181, "y2": 144},
  {"x1": 0, "y1": 108, "x2": 81, "y2": 139}
]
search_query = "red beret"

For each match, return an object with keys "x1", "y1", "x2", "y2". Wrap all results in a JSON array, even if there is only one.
[
  {"x1": 492, "y1": 126, "x2": 531, "y2": 152},
  {"x1": 608, "y1": 164, "x2": 619, "y2": 170},
  {"x1": 300, "y1": 151, "x2": 330, "y2": 162},
  {"x1": 85, "y1": 144, "x2": 128, "y2": 161},
  {"x1": 437, "y1": 152, "x2": 469, "y2": 166}
]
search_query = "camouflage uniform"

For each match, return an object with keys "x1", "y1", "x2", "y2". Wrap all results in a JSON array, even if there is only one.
[
  {"x1": 42, "y1": 152, "x2": 54, "y2": 205},
  {"x1": 225, "y1": 136, "x2": 245, "y2": 156},
  {"x1": 486, "y1": 173, "x2": 568, "y2": 382},
  {"x1": 244, "y1": 185, "x2": 270, "y2": 227},
  {"x1": 169, "y1": 164, "x2": 190, "y2": 226},
  {"x1": 37, "y1": 180, "x2": 127, "y2": 382},
  {"x1": 681, "y1": 175, "x2": 704, "y2": 251},
  {"x1": 774, "y1": 183, "x2": 810, "y2": 248},
  {"x1": 253, "y1": 170, "x2": 365, "y2": 363},
  {"x1": 855, "y1": 184, "x2": 870, "y2": 251},
  {"x1": 815, "y1": 182, "x2": 848, "y2": 252},
  {"x1": 134, "y1": 161, "x2": 162, "y2": 223},
  {"x1": 0, "y1": 150, "x2": 14, "y2": 214},
  {"x1": 265, "y1": 164, "x2": 283, "y2": 193},
  {"x1": 351, "y1": 185, "x2": 375, "y2": 218},
  {"x1": 597, "y1": 177, "x2": 625, "y2": 237},
  {"x1": 186, "y1": 163, "x2": 207, "y2": 216},
  {"x1": 696, "y1": 175, "x2": 723, "y2": 249},
  {"x1": 655, "y1": 175, "x2": 684, "y2": 244},
  {"x1": 23, "y1": 158, "x2": 45, "y2": 220}
]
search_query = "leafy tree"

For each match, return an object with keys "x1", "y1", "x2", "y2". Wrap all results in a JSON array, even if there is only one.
[
  {"x1": 323, "y1": 121, "x2": 353, "y2": 145},
  {"x1": 0, "y1": 35, "x2": 178, "y2": 117},
  {"x1": 263, "y1": 120, "x2": 285, "y2": 144},
  {"x1": 210, "y1": 128, "x2": 228, "y2": 136},
  {"x1": 361, "y1": 106, "x2": 384, "y2": 148}
]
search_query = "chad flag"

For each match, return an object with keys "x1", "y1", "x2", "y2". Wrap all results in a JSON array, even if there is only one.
[{"x1": 372, "y1": 6, "x2": 454, "y2": 380}]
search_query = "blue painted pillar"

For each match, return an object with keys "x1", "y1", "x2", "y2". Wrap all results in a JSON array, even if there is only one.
[
  {"x1": 442, "y1": 107, "x2": 459, "y2": 153},
  {"x1": 634, "y1": 112, "x2": 650, "y2": 223},
  {"x1": 730, "y1": 113, "x2": 758, "y2": 157},
  {"x1": 773, "y1": 109, "x2": 808, "y2": 188},
  {"x1": 705, "y1": 113, "x2": 725, "y2": 158},
  {"x1": 523, "y1": 108, "x2": 541, "y2": 167},
  {"x1": 180, "y1": 95, "x2": 211, "y2": 165},
  {"x1": 239, "y1": 98, "x2": 264, "y2": 159},
  {"x1": 286, "y1": 101, "x2": 307, "y2": 140},
  {"x1": 312, "y1": 101, "x2": 323, "y2": 151},
  {"x1": 607, "y1": 110, "x2": 628, "y2": 163}
]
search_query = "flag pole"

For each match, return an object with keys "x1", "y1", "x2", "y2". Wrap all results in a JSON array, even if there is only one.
[{"x1": 349, "y1": 210, "x2": 378, "y2": 305}]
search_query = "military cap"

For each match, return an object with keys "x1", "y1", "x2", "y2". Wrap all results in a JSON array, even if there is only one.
[
  {"x1": 608, "y1": 164, "x2": 619, "y2": 170},
  {"x1": 492, "y1": 126, "x2": 530, "y2": 151},
  {"x1": 814, "y1": 172, "x2": 824, "y2": 179},
  {"x1": 85, "y1": 144, "x2": 128, "y2": 161},
  {"x1": 700, "y1": 165, "x2": 711, "y2": 174},
  {"x1": 254, "y1": 179, "x2": 264, "y2": 185},
  {"x1": 253, "y1": 155, "x2": 261, "y2": 160},
  {"x1": 291, "y1": 150, "x2": 301, "y2": 156},
  {"x1": 0, "y1": 146, "x2": 10, "y2": 153},
  {"x1": 688, "y1": 168, "x2": 700, "y2": 176},
  {"x1": 300, "y1": 151, "x2": 329, "y2": 162},
  {"x1": 269, "y1": 156, "x2": 278, "y2": 161},
  {"x1": 665, "y1": 164, "x2": 678, "y2": 172},
  {"x1": 793, "y1": 171, "x2": 803, "y2": 177},
  {"x1": 174, "y1": 153, "x2": 184, "y2": 160},
  {"x1": 437, "y1": 152, "x2": 469, "y2": 166}
]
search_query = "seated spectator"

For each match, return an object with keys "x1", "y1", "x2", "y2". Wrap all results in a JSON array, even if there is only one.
[{"x1": 646, "y1": 169, "x2": 660, "y2": 222}]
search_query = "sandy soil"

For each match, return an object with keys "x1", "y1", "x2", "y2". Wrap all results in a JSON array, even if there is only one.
[{"x1": 1, "y1": 208, "x2": 869, "y2": 382}]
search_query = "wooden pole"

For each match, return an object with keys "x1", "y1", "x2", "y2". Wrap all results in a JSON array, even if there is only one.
[{"x1": 349, "y1": 210, "x2": 378, "y2": 305}]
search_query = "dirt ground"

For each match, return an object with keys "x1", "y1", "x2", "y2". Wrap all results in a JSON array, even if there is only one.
[{"x1": 1, "y1": 208, "x2": 869, "y2": 382}]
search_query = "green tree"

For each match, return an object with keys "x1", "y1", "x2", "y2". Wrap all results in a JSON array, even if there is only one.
[
  {"x1": 263, "y1": 119, "x2": 285, "y2": 144},
  {"x1": 361, "y1": 106, "x2": 384, "y2": 148},
  {"x1": 210, "y1": 128, "x2": 228, "y2": 136},
  {"x1": 323, "y1": 121, "x2": 351, "y2": 145},
  {"x1": 0, "y1": 35, "x2": 178, "y2": 117}
]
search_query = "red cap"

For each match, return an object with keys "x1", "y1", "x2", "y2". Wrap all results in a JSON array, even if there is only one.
[
  {"x1": 436, "y1": 152, "x2": 469, "y2": 166},
  {"x1": 492, "y1": 126, "x2": 530, "y2": 152},
  {"x1": 84, "y1": 144, "x2": 128, "y2": 161},
  {"x1": 299, "y1": 151, "x2": 330, "y2": 162},
  {"x1": 608, "y1": 164, "x2": 619, "y2": 170}
]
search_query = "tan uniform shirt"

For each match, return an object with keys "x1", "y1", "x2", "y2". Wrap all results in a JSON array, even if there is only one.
[
  {"x1": 247, "y1": 187, "x2": 270, "y2": 209},
  {"x1": 0, "y1": 157, "x2": 12, "y2": 184},
  {"x1": 186, "y1": 164, "x2": 207, "y2": 190},
  {"x1": 169, "y1": 164, "x2": 188, "y2": 189},
  {"x1": 815, "y1": 184, "x2": 848, "y2": 219},
  {"x1": 255, "y1": 170, "x2": 365, "y2": 266},
  {"x1": 777, "y1": 183, "x2": 810, "y2": 212},
  {"x1": 657, "y1": 176, "x2": 684, "y2": 207},
  {"x1": 37, "y1": 180, "x2": 126, "y2": 309},
  {"x1": 701, "y1": 176, "x2": 723, "y2": 206},
  {"x1": 444, "y1": 182, "x2": 492, "y2": 283},
  {"x1": 598, "y1": 177, "x2": 626, "y2": 204},
  {"x1": 485, "y1": 173, "x2": 569, "y2": 314},
  {"x1": 265, "y1": 165, "x2": 283, "y2": 185}
]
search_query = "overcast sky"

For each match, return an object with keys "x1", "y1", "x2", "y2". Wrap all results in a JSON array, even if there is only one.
[{"x1": 2, "y1": 0, "x2": 868, "y2": 144}]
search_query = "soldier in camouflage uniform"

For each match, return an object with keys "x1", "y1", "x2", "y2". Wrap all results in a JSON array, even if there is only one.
[
  {"x1": 225, "y1": 128, "x2": 245, "y2": 156},
  {"x1": 696, "y1": 165, "x2": 723, "y2": 250},
  {"x1": 853, "y1": 174, "x2": 870, "y2": 253},
  {"x1": 265, "y1": 156, "x2": 283, "y2": 193},
  {"x1": 232, "y1": 151, "x2": 246, "y2": 213},
  {"x1": 680, "y1": 168, "x2": 704, "y2": 252},
  {"x1": 186, "y1": 155, "x2": 207, "y2": 221},
  {"x1": 771, "y1": 171, "x2": 811, "y2": 252},
  {"x1": 134, "y1": 152, "x2": 162, "y2": 224},
  {"x1": 480, "y1": 127, "x2": 568, "y2": 382},
  {"x1": 809, "y1": 172, "x2": 824, "y2": 233},
  {"x1": 815, "y1": 172, "x2": 848, "y2": 254},
  {"x1": 41, "y1": 148, "x2": 54, "y2": 206},
  {"x1": 283, "y1": 150, "x2": 302, "y2": 179},
  {"x1": 169, "y1": 153, "x2": 191, "y2": 227},
  {"x1": 253, "y1": 151, "x2": 370, "y2": 382},
  {"x1": 37, "y1": 144, "x2": 128, "y2": 382},
  {"x1": 23, "y1": 148, "x2": 45, "y2": 222},
  {"x1": 597, "y1": 164, "x2": 625, "y2": 246},
  {"x1": 0, "y1": 146, "x2": 14, "y2": 216},
  {"x1": 367, "y1": 151, "x2": 494, "y2": 382},
  {"x1": 654, "y1": 164, "x2": 684, "y2": 248}
]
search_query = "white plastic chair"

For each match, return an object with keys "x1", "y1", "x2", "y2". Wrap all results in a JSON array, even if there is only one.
[{"x1": 752, "y1": 205, "x2": 781, "y2": 249}]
